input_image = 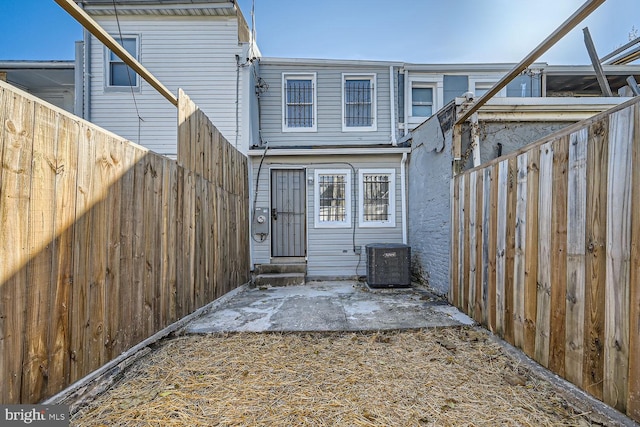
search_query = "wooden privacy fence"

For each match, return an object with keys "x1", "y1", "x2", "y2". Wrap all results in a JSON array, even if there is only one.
[
  {"x1": 451, "y1": 96, "x2": 640, "y2": 421},
  {"x1": 0, "y1": 80, "x2": 250, "y2": 404}
]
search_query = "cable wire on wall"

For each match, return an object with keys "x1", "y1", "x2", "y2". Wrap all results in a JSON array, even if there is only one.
[{"x1": 112, "y1": 0, "x2": 144, "y2": 143}]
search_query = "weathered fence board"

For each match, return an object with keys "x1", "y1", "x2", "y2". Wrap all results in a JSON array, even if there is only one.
[
  {"x1": 481, "y1": 167, "x2": 491, "y2": 326},
  {"x1": 604, "y1": 106, "x2": 633, "y2": 412},
  {"x1": 629, "y1": 103, "x2": 640, "y2": 420},
  {"x1": 451, "y1": 97, "x2": 640, "y2": 423},
  {"x1": 488, "y1": 164, "x2": 498, "y2": 332},
  {"x1": 1, "y1": 91, "x2": 34, "y2": 403},
  {"x1": 23, "y1": 104, "x2": 57, "y2": 403},
  {"x1": 47, "y1": 113, "x2": 79, "y2": 397},
  {"x1": 583, "y1": 119, "x2": 608, "y2": 400},
  {"x1": 535, "y1": 142, "x2": 553, "y2": 368},
  {"x1": 0, "y1": 81, "x2": 250, "y2": 404},
  {"x1": 474, "y1": 171, "x2": 483, "y2": 322},
  {"x1": 495, "y1": 160, "x2": 508, "y2": 336},
  {"x1": 458, "y1": 177, "x2": 465, "y2": 309},
  {"x1": 513, "y1": 153, "x2": 528, "y2": 350},
  {"x1": 463, "y1": 174, "x2": 470, "y2": 314},
  {"x1": 450, "y1": 179, "x2": 459, "y2": 306},
  {"x1": 468, "y1": 172, "x2": 477, "y2": 319},
  {"x1": 524, "y1": 148, "x2": 539, "y2": 358},
  {"x1": 504, "y1": 156, "x2": 517, "y2": 345},
  {"x1": 549, "y1": 136, "x2": 568, "y2": 377},
  {"x1": 565, "y1": 128, "x2": 588, "y2": 386}
]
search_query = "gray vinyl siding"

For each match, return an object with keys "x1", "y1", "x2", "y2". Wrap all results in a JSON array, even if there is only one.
[
  {"x1": 250, "y1": 154, "x2": 404, "y2": 278},
  {"x1": 87, "y1": 16, "x2": 248, "y2": 156},
  {"x1": 258, "y1": 62, "x2": 394, "y2": 147}
]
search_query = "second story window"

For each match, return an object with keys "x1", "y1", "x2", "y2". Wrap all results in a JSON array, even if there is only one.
[
  {"x1": 411, "y1": 85, "x2": 433, "y2": 117},
  {"x1": 469, "y1": 77, "x2": 506, "y2": 98},
  {"x1": 282, "y1": 73, "x2": 317, "y2": 132},
  {"x1": 342, "y1": 74, "x2": 376, "y2": 132},
  {"x1": 106, "y1": 36, "x2": 139, "y2": 88}
]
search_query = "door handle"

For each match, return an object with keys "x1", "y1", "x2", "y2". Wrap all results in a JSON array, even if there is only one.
[{"x1": 271, "y1": 208, "x2": 278, "y2": 220}]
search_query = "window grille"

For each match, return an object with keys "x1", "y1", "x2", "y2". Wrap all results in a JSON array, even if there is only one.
[
  {"x1": 362, "y1": 174, "x2": 390, "y2": 221},
  {"x1": 285, "y1": 79, "x2": 314, "y2": 127},
  {"x1": 318, "y1": 174, "x2": 347, "y2": 222},
  {"x1": 344, "y1": 79, "x2": 373, "y2": 127}
]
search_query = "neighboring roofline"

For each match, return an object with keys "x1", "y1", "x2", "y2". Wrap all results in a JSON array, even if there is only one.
[
  {"x1": 259, "y1": 57, "x2": 403, "y2": 67},
  {"x1": 476, "y1": 97, "x2": 627, "y2": 121},
  {"x1": 77, "y1": 0, "x2": 238, "y2": 17},
  {"x1": 247, "y1": 147, "x2": 411, "y2": 157},
  {"x1": 402, "y1": 62, "x2": 548, "y2": 72},
  {"x1": 260, "y1": 57, "x2": 548, "y2": 73},
  {"x1": 0, "y1": 60, "x2": 75, "y2": 69},
  {"x1": 544, "y1": 64, "x2": 640, "y2": 74},
  {"x1": 479, "y1": 96, "x2": 627, "y2": 108}
]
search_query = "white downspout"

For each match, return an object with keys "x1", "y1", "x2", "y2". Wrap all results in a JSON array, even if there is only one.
[
  {"x1": 401, "y1": 153, "x2": 408, "y2": 245},
  {"x1": 471, "y1": 112, "x2": 481, "y2": 167},
  {"x1": 403, "y1": 68, "x2": 409, "y2": 136},
  {"x1": 389, "y1": 66, "x2": 397, "y2": 145},
  {"x1": 81, "y1": 2, "x2": 91, "y2": 121}
]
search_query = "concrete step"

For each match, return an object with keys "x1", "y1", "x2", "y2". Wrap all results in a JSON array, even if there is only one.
[
  {"x1": 254, "y1": 272, "x2": 305, "y2": 287},
  {"x1": 255, "y1": 263, "x2": 306, "y2": 275}
]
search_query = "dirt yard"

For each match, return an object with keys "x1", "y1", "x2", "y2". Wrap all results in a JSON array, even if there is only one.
[{"x1": 72, "y1": 327, "x2": 603, "y2": 426}]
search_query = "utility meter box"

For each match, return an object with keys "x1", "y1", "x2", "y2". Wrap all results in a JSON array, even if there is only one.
[{"x1": 252, "y1": 207, "x2": 269, "y2": 236}]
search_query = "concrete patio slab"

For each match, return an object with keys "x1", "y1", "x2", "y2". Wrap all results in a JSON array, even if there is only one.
[{"x1": 185, "y1": 281, "x2": 474, "y2": 334}]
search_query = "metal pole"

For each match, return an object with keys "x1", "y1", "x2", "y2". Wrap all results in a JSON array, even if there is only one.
[{"x1": 583, "y1": 27, "x2": 613, "y2": 97}]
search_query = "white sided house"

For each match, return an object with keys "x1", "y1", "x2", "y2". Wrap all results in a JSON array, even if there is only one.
[{"x1": 75, "y1": 0, "x2": 257, "y2": 156}]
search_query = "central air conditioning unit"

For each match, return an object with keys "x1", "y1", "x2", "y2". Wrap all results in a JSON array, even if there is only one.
[{"x1": 366, "y1": 243, "x2": 411, "y2": 288}]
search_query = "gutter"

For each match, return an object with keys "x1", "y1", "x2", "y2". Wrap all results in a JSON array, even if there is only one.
[
  {"x1": 401, "y1": 153, "x2": 408, "y2": 245},
  {"x1": 0, "y1": 61, "x2": 75, "y2": 69},
  {"x1": 247, "y1": 147, "x2": 411, "y2": 157}
]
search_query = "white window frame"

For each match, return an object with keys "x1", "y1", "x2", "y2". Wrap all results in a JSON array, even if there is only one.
[
  {"x1": 314, "y1": 169, "x2": 352, "y2": 228},
  {"x1": 469, "y1": 76, "x2": 507, "y2": 98},
  {"x1": 104, "y1": 35, "x2": 140, "y2": 91},
  {"x1": 341, "y1": 73, "x2": 377, "y2": 132},
  {"x1": 410, "y1": 84, "x2": 435, "y2": 120},
  {"x1": 282, "y1": 73, "x2": 317, "y2": 132},
  {"x1": 358, "y1": 169, "x2": 396, "y2": 228},
  {"x1": 407, "y1": 75, "x2": 443, "y2": 125}
]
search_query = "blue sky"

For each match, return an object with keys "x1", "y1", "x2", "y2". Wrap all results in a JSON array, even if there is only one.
[{"x1": 0, "y1": 0, "x2": 637, "y2": 64}]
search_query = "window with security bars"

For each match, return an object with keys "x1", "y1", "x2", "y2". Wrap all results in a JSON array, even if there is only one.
[
  {"x1": 358, "y1": 169, "x2": 395, "y2": 227},
  {"x1": 362, "y1": 174, "x2": 390, "y2": 221},
  {"x1": 343, "y1": 75, "x2": 376, "y2": 130},
  {"x1": 314, "y1": 170, "x2": 351, "y2": 227},
  {"x1": 283, "y1": 74, "x2": 316, "y2": 131},
  {"x1": 319, "y1": 175, "x2": 346, "y2": 221}
]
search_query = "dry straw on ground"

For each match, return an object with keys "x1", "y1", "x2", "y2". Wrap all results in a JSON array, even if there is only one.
[{"x1": 73, "y1": 327, "x2": 598, "y2": 426}]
